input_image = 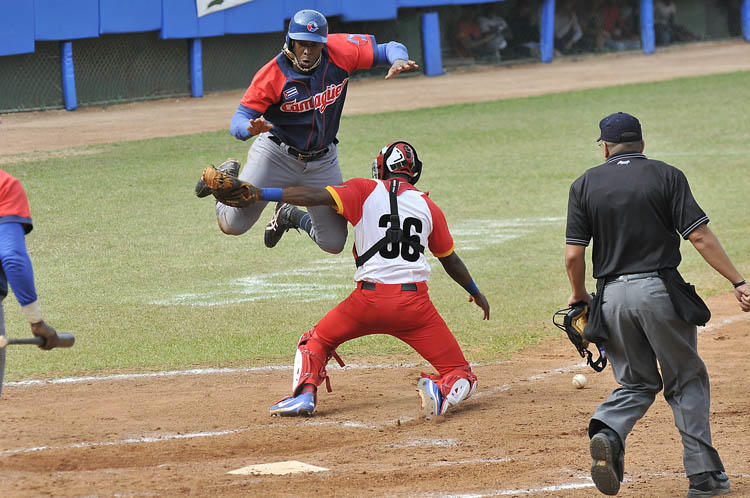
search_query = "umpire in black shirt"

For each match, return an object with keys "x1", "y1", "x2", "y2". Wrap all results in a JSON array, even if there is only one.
[{"x1": 564, "y1": 112, "x2": 750, "y2": 497}]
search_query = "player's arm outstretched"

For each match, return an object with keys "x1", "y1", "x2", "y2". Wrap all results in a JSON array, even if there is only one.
[
  {"x1": 373, "y1": 41, "x2": 419, "y2": 80},
  {"x1": 276, "y1": 186, "x2": 336, "y2": 207},
  {"x1": 438, "y1": 252, "x2": 490, "y2": 320}
]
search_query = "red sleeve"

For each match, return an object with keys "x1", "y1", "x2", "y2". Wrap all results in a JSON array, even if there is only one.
[
  {"x1": 325, "y1": 178, "x2": 378, "y2": 225},
  {"x1": 239, "y1": 58, "x2": 287, "y2": 114},
  {"x1": 424, "y1": 195, "x2": 454, "y2": 258},
  {"x1": 326, "y1": 33, "x2": 376, "y2": 73},
  {"x1": 0, "y1": 171, "x2": 31, "y2": 219},
  {"x1": 0, "y1": 170, "x2": 33, "y2": 233}
]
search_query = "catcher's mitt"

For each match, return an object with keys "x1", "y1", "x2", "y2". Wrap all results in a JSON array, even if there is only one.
[
  {"x1": 553, "y1": 301, "x2": 608, "y2": 372},
  {"x1": 201, "y1": 166, "x2": 261, "y2": 208}
]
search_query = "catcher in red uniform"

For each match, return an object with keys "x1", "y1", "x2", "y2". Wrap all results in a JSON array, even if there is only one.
[{"x1": 202, "y1": 141, "x2": 490, "y2": 418}]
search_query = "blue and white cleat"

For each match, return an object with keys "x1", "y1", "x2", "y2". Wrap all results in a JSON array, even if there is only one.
[
  {"x1": 269, "y1": 392, "x2": 316, "y2": 417},
  {"x1": 417, "y1": 377, "x2": 447, "y2": 420}
]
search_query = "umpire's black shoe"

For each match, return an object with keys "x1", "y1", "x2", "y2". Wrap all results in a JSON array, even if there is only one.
[
  {"x1": 195, "y1": 158, "x2": 240, "y2": 198},
  {"x1": 590, "y1": 428, "x2": 624, "y2": 495},
  {"x1": 687, "y1": 471, "x2": 730, "y2": 497},
  {"x1": 264, "y1": 202, "x2": 300, "y2": 248}
]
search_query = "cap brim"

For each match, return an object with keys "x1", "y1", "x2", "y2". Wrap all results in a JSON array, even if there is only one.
[{"x1": 288, "y1": 33, "x2": 327, "y2": 43}]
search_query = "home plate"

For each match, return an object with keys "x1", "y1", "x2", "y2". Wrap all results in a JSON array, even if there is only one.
[{"x1": 228, "y1": 460, "x2": 329, "y2": 476}]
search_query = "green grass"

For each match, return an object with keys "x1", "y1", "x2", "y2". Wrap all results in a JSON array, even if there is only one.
[{"x1": 3, "y1": 70, "x2": 749, "y2": 380}]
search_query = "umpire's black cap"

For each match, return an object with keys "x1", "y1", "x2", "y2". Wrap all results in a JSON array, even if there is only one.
[{"x1": 597, "y1": 112, "x2": 642, "y2": 143}]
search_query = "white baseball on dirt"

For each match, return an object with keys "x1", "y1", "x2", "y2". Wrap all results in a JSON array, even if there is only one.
[{"x1": 572, "y1": 373, "x2": 587, "y2": 389}]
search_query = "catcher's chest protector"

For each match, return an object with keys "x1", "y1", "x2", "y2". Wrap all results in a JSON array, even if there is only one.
[{"x1": 355, "y1": 179, "x2": 425, "y2": 267}]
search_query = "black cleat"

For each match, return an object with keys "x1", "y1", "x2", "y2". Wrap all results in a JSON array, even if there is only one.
[
  {"x1": 590, "y1": 429, "x2": 624, "y2": 495},
  {"x1": 195, "y1": 158, "x2": 240, "y2": 198},
  {"x1": 264, "y1": 202, "x2": 299, "y2": 248},
  {"x1": 687, "y1": 471, "x2": 730, "y2": 497}
]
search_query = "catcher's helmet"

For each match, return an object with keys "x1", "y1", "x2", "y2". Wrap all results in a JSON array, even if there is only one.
[
  {"x1": 287, "y1": 9, "x2": 328, "y2": 44},
  {"x1": 372, "y1": 141, "x2": 422, "y2": 185}
]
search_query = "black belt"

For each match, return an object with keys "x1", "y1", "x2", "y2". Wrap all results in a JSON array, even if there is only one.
[
  {"x1": 268, "y1": 135, "x2": 329, "y2": 162},
  {"x1": 360, "y1": 281, "x2": 417, "y2": 291},
  {"x1": 604, "y1": 271, "x2": 660, "y2": 284}
]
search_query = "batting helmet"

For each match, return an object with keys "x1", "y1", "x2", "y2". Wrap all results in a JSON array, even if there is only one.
[
  {"x1": 287, "y1": 9, "x2": 328, "y2": 44},
  {"x1": 372, "y1": 141, "x2": 422, "y2": 185}
]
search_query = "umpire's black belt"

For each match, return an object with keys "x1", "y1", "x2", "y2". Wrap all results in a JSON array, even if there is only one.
[
  {"x1": 268, "y1": 135, "x2": 329, "y2": 162},
  {"x1": 604, "y1": 271, "x2": 660, "y2": 284},
  {"x1": 359, "y1": 281, "x2": 417, "y2": 291}
]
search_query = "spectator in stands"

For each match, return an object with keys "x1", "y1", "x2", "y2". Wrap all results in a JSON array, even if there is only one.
[
  {"x1": 554, "y1": 0, "x2": 584, "y2": 54},
  {"x1": 477, "y1": 4, "x2": 513, "y2": 61},
  {"x1": 599, "y1": 0, "x2": 641, "y2": 51},
  {"x1": 578, "y1": 0, "x2": 608, "y2": 52},
  {"x1": 507, "y1": 0, "x2": 541, "y2": 58},
  {"x1": 453, "y1": 6, "x2": 502, "y2": 61},
  {"x1": 715, "y1": 0, "x2": 742, "y2": 37},
  {"x1": 454, "y1": 6, "x2": 506, "y2": 59},
  {"x1": 654, "y1": 0, "x2": 699, "y2": 45}
]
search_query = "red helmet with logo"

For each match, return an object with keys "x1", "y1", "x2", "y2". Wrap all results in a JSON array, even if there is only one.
[{"x1": 371, "y1": 141, "x2": 422, "y2": 185}]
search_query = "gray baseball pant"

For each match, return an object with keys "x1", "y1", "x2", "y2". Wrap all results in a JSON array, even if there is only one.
[
  {"x1": 215, "y1": 133, "x2": 348, "y2": 254},
  {"x1": 591, "y1": 275, "x2": 724, "y2": 476}
]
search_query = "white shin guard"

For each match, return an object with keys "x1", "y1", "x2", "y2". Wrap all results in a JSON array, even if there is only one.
[
  {"x1": 443, "y1": 378, "x2": 477, "y2": 411},
  {"x1": 292, "y1": 347, "x2": 304, "y2": 392}
]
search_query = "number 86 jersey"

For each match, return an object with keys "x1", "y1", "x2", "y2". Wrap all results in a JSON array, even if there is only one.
[{"x1": 325, "y1": 177, "x2": 455, "y2": 283}]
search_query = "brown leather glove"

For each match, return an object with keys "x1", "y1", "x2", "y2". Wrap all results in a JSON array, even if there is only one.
[
  {"x1": 202, "y1": 166, "x2": 262, "y2": 208},
  {"x1": 31, "y1": 320, "x2": 61, "y2": 350}
]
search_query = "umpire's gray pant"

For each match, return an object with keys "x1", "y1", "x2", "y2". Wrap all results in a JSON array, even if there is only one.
[
  {"x1": 215, "y1": 133, "x2": 348, "y2": 254},
  {"x1": 591, "y1": 275, "x2": 724, "y2": 476}
]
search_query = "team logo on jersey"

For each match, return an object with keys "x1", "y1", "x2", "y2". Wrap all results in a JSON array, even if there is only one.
[
  {"x1": 283, "y1": 86, "x2": 298, "y2": 99},
  {"x1": 280, "y1": 78, "x2": 349, "y2": 114},
  {"x1": 307, "y1": 21, "x2": 319, "y2": 33}
]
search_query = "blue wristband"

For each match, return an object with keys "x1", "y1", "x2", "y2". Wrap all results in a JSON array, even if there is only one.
[
  {"x1": 463, "y1": 279, "x2": 480, "y2": 296},
  {"x1": 261, "y1": 188, "x2": 283, "y2": 202}
]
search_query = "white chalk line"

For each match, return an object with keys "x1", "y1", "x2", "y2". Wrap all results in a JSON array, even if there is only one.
[
  {"x1": 151, "y1": 217, "x2": 563, "y2": 306},
  {"x1": 386, "y1": 438, "x2": 457, "y2": 448},
  {"x1": 5, "y1": 312, "x2": 744, "y2": 389},
  {"x1": 431, "y1": 457, "x2": 513, "y2": 468},
  {"x1": 435, "y1": 480, "x2": 595, "y2": 497},
  {"x1": 0, "y1": 428, "x2": 248, "y2": 456},
  {"x1": 3, "y1": 361, "x2": 421, "y2": 388}
]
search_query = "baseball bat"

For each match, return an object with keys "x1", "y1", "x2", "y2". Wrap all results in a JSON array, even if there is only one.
[{"x1": 0, "y1": 333, "x2": 75, "y2": 349}]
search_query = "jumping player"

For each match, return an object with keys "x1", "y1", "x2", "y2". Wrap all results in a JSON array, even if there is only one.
[
  {"x1": 195, "y1": 9, "x2": 419, "y2": 254},
  {"x1": 0, "y1": 169, "x2": 61, "y2": 397},
  {"x1": 240, "y1": 141, "x2": 490, "y2": 418}
]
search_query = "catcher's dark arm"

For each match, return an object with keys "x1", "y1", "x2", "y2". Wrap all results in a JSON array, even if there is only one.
[
  {"x1": 438, "y1": 251, "x2": 490, "y2": 320},
  {"x1": 280, "y1": 187, "x2": 336, "y2": 207}
]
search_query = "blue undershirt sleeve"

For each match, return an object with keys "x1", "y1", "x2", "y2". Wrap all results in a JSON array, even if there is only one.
[
  {"x1": 375, "y1": 42, "x2": 409, "y2": 66},
  {"x1": 0, "y1": 222, "x2": 37, "y2": 306},
  {"x1": 230, "y1": 104, "x2": 262, "y2": 141}
]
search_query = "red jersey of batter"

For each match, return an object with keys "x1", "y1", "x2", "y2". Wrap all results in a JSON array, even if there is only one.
[
  {"x1": 239, "y1": 34, "x2": 377, "y2": 150},
  {"x1": 325, "y1": 177, "x2": 455, "y2": 283},
  {"x1": 0, "y1": 169, "x2": 33, "y2": 234}
]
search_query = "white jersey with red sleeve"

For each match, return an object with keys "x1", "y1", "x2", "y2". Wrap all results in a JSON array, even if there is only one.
[{"x1": 325, "y1": 177, "x2": 455, "y2": 284}]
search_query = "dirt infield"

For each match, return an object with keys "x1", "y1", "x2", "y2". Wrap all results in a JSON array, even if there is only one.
[{"x1": 1, "y1": 41, "x2": 750, "y2": 497}]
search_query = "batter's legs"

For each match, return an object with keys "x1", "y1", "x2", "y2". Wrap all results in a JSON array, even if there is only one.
[
  {"x1": 0, "y1": 303, "x2": 5, "y2": 398},
  {"x1": 215, "y1": 134, "x2": 347, "y2": 253}
]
